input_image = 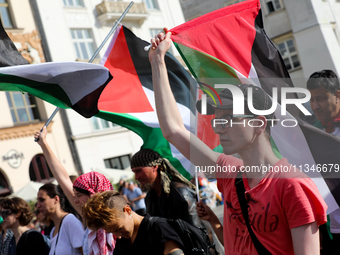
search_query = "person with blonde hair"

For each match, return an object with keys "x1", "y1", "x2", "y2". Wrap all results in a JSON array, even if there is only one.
[{"x1": 82, "y1": 190, "x2": 184, "y2": 255}]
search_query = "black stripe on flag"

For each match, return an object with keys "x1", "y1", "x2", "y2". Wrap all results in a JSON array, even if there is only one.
[
  {"x1": 251, "y1": 10, "x2": 340, "y2": 206},
  {"x1": 123, "y1": 26, "x2": 197, "y2": 114},
  {"x1": 0, "y1": 22, "x2": 28, "y2": 67}
]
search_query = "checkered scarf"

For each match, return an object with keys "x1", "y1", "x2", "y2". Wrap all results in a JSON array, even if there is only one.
[{"x1": 73, "y1": 172, "x2": 115, "y2": 255}]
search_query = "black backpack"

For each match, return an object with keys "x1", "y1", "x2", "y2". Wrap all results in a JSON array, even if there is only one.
[{"x1": 148, "y1": 216, "x2": 215, "y2": 255}]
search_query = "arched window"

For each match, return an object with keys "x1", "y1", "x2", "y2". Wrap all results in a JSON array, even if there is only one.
[
  {"x1": 0, "y1": 170, "x2": 11, "y2": 196},
  {"x1": 29, "y1": 154, "x2": 54, "y2": 183}
]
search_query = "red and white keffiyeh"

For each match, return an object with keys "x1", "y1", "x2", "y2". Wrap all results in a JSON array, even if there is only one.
[
  {"x1": 73, "y1": 171, "x2": 113, "y2": 195},
  {"x1": 73, "y1": 172, "x2": 115, "y2": 255},
  {"x1": 88, "y1": 229, "x2": 116, "y2": 255}
]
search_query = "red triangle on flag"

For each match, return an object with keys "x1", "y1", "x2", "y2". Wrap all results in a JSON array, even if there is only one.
[{"x1": 98, "y1": 28, "x2": 154, "y2": 113}]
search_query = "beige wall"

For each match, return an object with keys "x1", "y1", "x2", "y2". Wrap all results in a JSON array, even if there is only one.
[{"x1": 0, "y1": 0, "x2": 77, "y2": 195}]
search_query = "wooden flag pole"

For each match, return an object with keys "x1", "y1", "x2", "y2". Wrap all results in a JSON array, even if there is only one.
[{"x1": 35, "y1": 1, "x2": 134, "y2": 141}]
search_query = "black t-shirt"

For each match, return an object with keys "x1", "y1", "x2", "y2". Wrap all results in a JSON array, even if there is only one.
[
  {"x1": 16, "y1": 229, "x2": 49, "y2": 255},
  {"x1": 113, "y1": 214, "x2": 183, "y2": 255},
  {"x1": 43, "y1": 221, "x2": 55, "y2": 237}
]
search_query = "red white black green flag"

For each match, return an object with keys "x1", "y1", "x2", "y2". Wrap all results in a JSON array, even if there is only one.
[{"x1": 169, "y1": 0, "x2": 340, "y2": 213}]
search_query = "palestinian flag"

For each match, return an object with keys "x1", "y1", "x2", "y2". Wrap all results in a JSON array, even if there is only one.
[
  {"x1": 95, "y1": 25, "x2": 197, "y2": 179},
  {"x1": 0, "y1": 21, "x2": 28, "y2": 67},
  {"x1": 0, "y1": 23, "x2": 112, "y2": 118},
  {"x1": 0, "y1": 62, "x2": 112, "y2": 118},
  {"x1": 170, "y1": 0, "x2": 340, "y2": 213}
]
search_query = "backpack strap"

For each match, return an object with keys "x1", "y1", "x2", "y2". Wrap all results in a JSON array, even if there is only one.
[
  {"x1": 235, "y1": 173, "x2": 272, "y2": 255},
  {"x1": 54, "y1": 214, "x2": 67, "y2": 255}
]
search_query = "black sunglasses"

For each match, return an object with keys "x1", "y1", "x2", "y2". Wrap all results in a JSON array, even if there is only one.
[
  {"x1": 211, "y1": 114, "x2": 254, "y2": 129},
  {"x1": 1, "y1": 210, "x2": 14, "y2": 219}
]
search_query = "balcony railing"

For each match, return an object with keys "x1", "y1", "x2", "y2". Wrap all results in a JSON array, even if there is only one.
[{"x1": 96, "y1": 1, "x2": 148, "y2": 25}]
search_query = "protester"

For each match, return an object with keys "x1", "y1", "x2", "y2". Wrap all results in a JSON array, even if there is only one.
[
  {"x1": 34, "y1": 127, "x2": 115, "y2": 255},
  {"x1": 118, "y1": 179, "x2": 126, "y2": 195},
  {"x1": 124, "y1": 181, "x2": 146, "y2": 215},
  {"x1": 0, "y1": 198, "x2": 15, "y2": 255},
  {"x1": 307, "y1": 69, "x2": 340, "y2": 255},
  {"x1": 37, "y1": 183, "x2": 83, "y2": 255},
  {"x1": 148, "y1": 30, "x2": 328, "y2": 254},
  {"x1": 131, "y1": 149, "x2": 203, "y2": 227},
  {"x1": 1, "y1": 197, "x2": 49, "y2": 255},
  {"x1": 82, "y1": 190, "x2": 184, "y2": 255},
  {"x1": 34, "y1": 203, "x2": 54, "y2": 237}
]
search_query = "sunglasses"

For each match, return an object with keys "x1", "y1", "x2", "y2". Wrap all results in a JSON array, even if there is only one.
[
  {"x1": 211, "y1": 114, "x2": 254, "y2": 129},
  {"x1": 1, "y1": 210, "x2": 14, "y2": 219}
]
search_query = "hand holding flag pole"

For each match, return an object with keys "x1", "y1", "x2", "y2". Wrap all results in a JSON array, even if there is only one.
[
  {"x1": 144, "y1": 28, "x2": 169, "y2": 51},
  {"x1": 34, "y1": 1, "x2": 135, "y2": 142}
]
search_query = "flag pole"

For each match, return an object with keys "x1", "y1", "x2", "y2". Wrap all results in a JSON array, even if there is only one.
[{"x1": 35, "y1": 1, "x2": 134, "y2": 141}]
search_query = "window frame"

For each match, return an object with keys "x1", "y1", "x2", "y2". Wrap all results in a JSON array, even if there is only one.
[
  {"x1": 6, "y1": 92, "x2": 40, "y2": 124},
  {"x1": 0, "y1": 0, "x2": 14, "y2": 29},
  {"x1": 29, "y1": 154, "x2": 54, "y2": 183},
  {"x1": 275, "y1": 38, "x2": 301, "y2": 72},
  {"x1": 0, "y1": 170, "x2": 11, "y2": 196},
  {"x1": 91, "y1": 116, "x2": 118, "y2": 131},
  {"x1": 63, "y1": 0, "x2": 85, "y2": 7},
  {"x1": 70, "y1": 29, "x2": 96, "y2": 60},
  {"x1": 143, "y1": 0, "x2": 160, "y2": 10},
  {"x1": 265, "y1": 0, "x2": 283, "y2": 14},
  {"x1": 104, "y1": 154, "x2": 131, "y2": 170}
]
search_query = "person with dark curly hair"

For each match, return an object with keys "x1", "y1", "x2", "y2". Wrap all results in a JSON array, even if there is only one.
[{"x1": 1, "y1": 197, "x2": 49, "y2": 255}]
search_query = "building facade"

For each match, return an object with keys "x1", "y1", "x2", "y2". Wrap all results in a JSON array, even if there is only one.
[
  {"x1": 30, "y1": 0, "x2": 186, "y2": 183},
  {"x1": 179, "y1": 0, "x2": 340, "y2": 87},
  {"x1": 0, "y1": 0, "x2": 78, "y2": 196}
]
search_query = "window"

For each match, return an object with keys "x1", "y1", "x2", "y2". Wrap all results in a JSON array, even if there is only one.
[
  {"x1": 150, "y1": 29, "x2": 162, "y2": 38},
  {"x1": 0, "y1": 0, "x2": 13, "y2": 28},
  {"x1": 63, "y1": 0, "x2": 84, "y2": 7},
  {"x1": 104, "y1": 155, "x2": 131, "y2": 170},
  {"x1": 6, "y1": 92, "x2": 40, "y2": 124},
  {"x1": 29, "y1": 154, "x2": 54, "y2": 183},
  {"x1": 91, "y1": 117, "x2": 118, "y2": 130},
  {"x1": 277, "y1": 39, "x2": 300, "y2": 71},
  {"x1": 71, "y1": 29, "x2": 96, "y2": 60},
  {"x1": 0, "y1": 170, "x2": 10, "y2": 196},
  {"x1": 265, "y1": 0, "x2": 282, "y2": 13},
  {"x1": 143, "y1": 0, "x2": 159, "y2": 10}
]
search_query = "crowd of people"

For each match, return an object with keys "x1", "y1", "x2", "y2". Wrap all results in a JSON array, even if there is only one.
[{"x1": 0, "y1": 29, "x2": 339, "y2": 255}]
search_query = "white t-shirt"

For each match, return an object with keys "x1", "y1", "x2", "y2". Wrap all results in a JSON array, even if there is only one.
[
  {"x1": 49, "y1": 214, "x2": 84, "y2": 255},
  {"x1": 328, "y1": 126, "x2": 340, "y2": 233}
]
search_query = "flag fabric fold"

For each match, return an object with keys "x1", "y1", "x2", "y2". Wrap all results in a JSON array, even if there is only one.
[
  {"x1": 0, "y1": 22, "x2": 29, "y2": 67},
  {"x1": 169, "y1": 0, "x2": 340, "y2": 213},
  {"x1": 96, "y1": 25, "x2": 197, "y2": 179},
  {"x1": 0, "y1": 21, "x2": 112, "y2": 118},
  {"x1": 0, "y1": 62, "x2": 112, "y2": 118}
]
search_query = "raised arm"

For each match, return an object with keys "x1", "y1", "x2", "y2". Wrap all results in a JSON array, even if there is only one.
[
  {"x1": 149, "y1": 30, "x2": 220, "y2": 169},
  {"x1": 34, "y1": 127, "x2": 80, "y2": 215}
]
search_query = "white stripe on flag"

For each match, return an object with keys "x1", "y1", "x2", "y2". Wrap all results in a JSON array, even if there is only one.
[
  {"x1": 0, "y1": 62, "x2": 110, "y2": 105},
  {"x1": 272, "y1": 109, "x2": 338, "y2": 214}
]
